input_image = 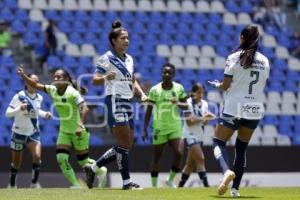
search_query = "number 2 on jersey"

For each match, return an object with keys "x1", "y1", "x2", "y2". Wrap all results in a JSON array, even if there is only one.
[{"x1": 249, "y1": 71, "x2": 259, "y2": 94}]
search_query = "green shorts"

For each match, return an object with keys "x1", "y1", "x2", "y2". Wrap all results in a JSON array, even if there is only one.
[
  {"x1": 152, "y1": 129, "x2": 183, "y2": 145},
  {"x1": 57, "y1": 128, "x2": 90, "y2": 151}
]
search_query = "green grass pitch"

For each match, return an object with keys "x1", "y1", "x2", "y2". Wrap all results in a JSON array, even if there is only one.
[{"x1": 0, "y1": 187, "x2": 299, "y2": 200}]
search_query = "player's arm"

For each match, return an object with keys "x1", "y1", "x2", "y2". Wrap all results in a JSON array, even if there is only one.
[
  {"x1": 17, "y1": 66, "x2": 45, "y2": 91},
  {"x1": 142, "y1": 100, "x2": 154, "y2": 142},
  {"x1": 5, "y1": 95, "x2": 27, "y2": 118},
  {"x1": 78, "y1": 101, "x2": 89, "y2": 126},
  {"x1": 38, "y1": 109, "x2": 52, "y2": 119},
  {"x1": 133, "y1": 75, "x2": 148, "y2": 102},
  {"x1": 92, "y1": 71, "x2": 116, "y2": 85}
]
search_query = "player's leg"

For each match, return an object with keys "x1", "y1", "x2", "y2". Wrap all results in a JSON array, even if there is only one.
[
  {"x1": 26, "y1": 133, "x2": 42, "y2": 188},
  {"x1": 231, "y1": 119, "x2": 258, "y2": 196},
  {"x1": 151, "y1": 133, "x2": 167, "y2": 188},
  {"x1": 178, "y1": 147, "x2": 194, "y2": 187},
  {"x1": 166, "y1": 132, "x2": 184, "y2": 188},
  {"x1": 9, "y1": 133, "x2": 26, "y2": 188},
  {"x1": 191, "y1": 143, "x2": 209, "y2": 187},
  {"x1": 56, "y1": 132, "x2": 80, "y2": 187}
]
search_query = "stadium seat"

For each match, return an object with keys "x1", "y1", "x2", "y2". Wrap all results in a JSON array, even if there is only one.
[
  {"x1": 48, "y1": 0, "x2": 63, "y2": 10},
  {"x1": 33, "y1": 0, "x2": 47, "y2": 10},
  {"x1": 108, "y1": 0, "x2": 123, "y2": 11},
  {"x1": 78, "y1": 0, "x2": 93, "y2": 11},
  {"x1": 18, "y1": 0, "x2": 33, "y2": 10},
  {"x1": 123, "y1": 0, "x2": 137, "y2": 11},
  {"x1": 93, "y1": 0, "x2": 108, "y2": 11},
  {"x1": 210, "y1": 1, "x2": 225, "y2": 13},
  {"x1": 152, "y1": 0, "x2": 167, "y2": 12},
  {"x1": 166, "y1": 0, "x2": 181, "y2": 12},
  {"x1": 182, "y1": 0, "x2": 196, "y2": 12},
  {"x1": 196, "y1": 1, "x2": 210, "y2": 13}
]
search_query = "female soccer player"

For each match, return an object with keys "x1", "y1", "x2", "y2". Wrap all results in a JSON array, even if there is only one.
[
  {"x1": 143, "y1": 63, "x2": 188, "y2": 188},
  {"x1": 17, "y1": 67, "x2": 106, "y2": 188},
  {"x1": 6, "y1": 74, "x2": 51, "y2": 188},
  {"x1": 85, "y1": 20, "x2": 147, "y2": 190},
  {"x1": 178, "y1": 83, "x2": 215, "y2": 188},
  {"x1": 208, "y1": 25, "x2": 270, "y2": 197}
]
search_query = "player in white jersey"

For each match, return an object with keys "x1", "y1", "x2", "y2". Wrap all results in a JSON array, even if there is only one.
[
  {"x1": 85, "y1": 20, "x2": 147, "y2": 190},
  {"x1": 5, "y1": 74, "x2": 51, "y2": 188},
  {"x1": 208, "y1": 25, "x2": 270, "y2": 197},
  {"x1": 178, "y1": 83, "x2": 215, "y2": 188}
]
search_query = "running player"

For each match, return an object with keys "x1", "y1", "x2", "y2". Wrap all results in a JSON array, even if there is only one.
[
  {"x1": 178, "y1": 83, "x2": 215, "y2": 188},
  {"x1": 17, "y1": 67, "x2": 107, "y2": 188},
  {"x1": 143, "y1": 63, "x2": 188, "y2": 188},
  {"x1": 85, "y1": 20, "x2": 147, "y2": 190},
  {"x1": 208, "y1": 25, "x2": 270, "y2": 197},
  {"x1": 6, "y1": 74, "x2": 51, "y2": 188}
]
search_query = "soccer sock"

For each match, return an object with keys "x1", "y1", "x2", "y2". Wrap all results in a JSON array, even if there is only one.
[
  {"x1": 31, "y1": 163, "x2": 41, "y2": 184},
  {"x1": 95, "y1": 146, "x2": 117, "y2": 169},
  {"x1": 213, "y1": 138, "x2": 230, "y2": 174},
  {"x1": 77, "y1": 153, "x2": 89, "y2": 167},
  {"x1": 168, "y1": 166, "x2": 180, "y2": 182},
  {"x1": 116, "y1": 146, "x2": 131, "y2": 185},
  {"x1": 9, "y1": 165, "x2": 18, "y2": 186},
  {"x1": 56, "y1": 151, "x2": 79, "y2": 186},
  {"x1": 232, "y1": 138, "x2": 248, "y2": 190},
  {"x1": 198, "y1": 171, "x2": 209, "y2": 187},
  {"x1": 151, "y1": 171, "x2": 158, "y2": 187},
  {"x1": 178, "y1": 172, "x2": 189, "y2": 187}
]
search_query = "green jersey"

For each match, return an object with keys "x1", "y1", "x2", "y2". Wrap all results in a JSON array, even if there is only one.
[
  {"x1": 45, "y1": 85, "x2": 84, "y2": 133},
  {"x1": 148, "y1": 82, "x2": 187, "y2": 134}
]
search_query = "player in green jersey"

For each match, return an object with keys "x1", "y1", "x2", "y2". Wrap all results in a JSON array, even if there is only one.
[
  {"x1": 17, "y1": 66, "x2": 106, "y2": 188},
  {"x1": 143, "y1": 63, "x2": 188, "y2": 188}
]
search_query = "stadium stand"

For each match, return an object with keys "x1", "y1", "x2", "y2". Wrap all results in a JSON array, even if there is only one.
[{"x1": 0, "y1": 0, "x2": 298, "y2": 147}]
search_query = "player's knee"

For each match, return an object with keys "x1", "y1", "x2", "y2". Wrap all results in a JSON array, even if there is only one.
[
  {"x1": 76, "y1": 153, "x2": 89, "y2": 167},
  {"x1": 56, "y1": 149, "x2": 70, "y2": 165}
]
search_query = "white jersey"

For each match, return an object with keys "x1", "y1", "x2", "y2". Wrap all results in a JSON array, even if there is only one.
[
  {"x1": 223, "y1": 51, "x2": 270, "y2": 119},
  {"x1": 5, "y1": 90, "x2": 44, "y2": 136},
  {"x1": 183, "y1": 98, "x2": 209, "y2": 141},
  {"x1": 95, "y1": 50, "x2": 134, "y2": 99}
]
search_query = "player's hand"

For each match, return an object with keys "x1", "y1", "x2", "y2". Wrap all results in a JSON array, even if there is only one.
[
  {"x1": 75, "y1": 125, "x2": 83, "y2": 137},
  {"x1": 142, "y1": 130, "x2": 149, "y2": 142},
  {"x1": 140, "y1": 93, "x2": 148, "y2": 102},
  {"x1": 20, "y1": 103, "x2": 27, "y2": 111},
  {"x1": 207, "y1": 80, "x2": 221, "y2": 88},
  {"x1": 170, "y1": 99, "x2": 178, "y2": 105},
  {"x1": 17, "y1": 64, "x2": 26, "y2": 77},
  {"x1": 106, "y1": 71, "x2": 116, "y2": 81},
  {"x1": 45, "y1": 112, "x2": 52, "y2": 119}
]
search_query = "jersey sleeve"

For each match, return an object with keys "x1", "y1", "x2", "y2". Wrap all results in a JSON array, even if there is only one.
[
  {"x1": 44, "y1": 85, "x2": 57, "y2": 98},
  {"x1": 8, "y1": 94, "x2": 21, "y2": 109},
  {"x1": 183, "y1": 100, "x2": 193, "y2": 115},
  {"x1": 202, "y1": 101, "x2": 209, "y2": 114},
  {"x1": 73, "y1": 90, "x2": 85, "y2": 105},
  {"x1": 95, "y1": 54, "x2": 110, "y2": 74},
  {"x1": 265, "y1": 59, "x2": 270, "y2": 79},
  {"x1": 178, "y1": 85, "x2": 187, "y2": 100},
  {"x1": 224, "y1": 56, "x2": 234, "y2": 77},
  {"x1": 148, "y1": 87, "x2": 157, "y2": 102}
]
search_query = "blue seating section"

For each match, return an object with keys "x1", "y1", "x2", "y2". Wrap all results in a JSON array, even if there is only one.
[{"x1": 0, "y1": 0, "x2": 299, "y2": 146}]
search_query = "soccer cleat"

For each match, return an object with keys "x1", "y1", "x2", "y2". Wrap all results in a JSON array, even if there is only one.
[
  {"x1": 122, "y1": 182, "x2": 143, "y2": 190},
  {"x1": 69, "y1": 185, "x2": 82, "y2": 189},
  {"x1": 30, "y1": 182, "x2": 42, "y2": 189},
  {"x1": 97, "y1": 166, "x2": 107, "y2": 188},
  {"x1": 230, "y1": 188, "x2": 240, "y2": 197},
  {"x1": 7, "y1": 184, "x2": 17, "y2": 189},
  {"x1": 217, "y1": 170, "x2": 236, "y2": 195},
  {"x1": 165, "y1": 179, "x2": 177, "y2": 188},
  {"x1": 84, "y1": 166, "x2": 95, "y2": 189}
]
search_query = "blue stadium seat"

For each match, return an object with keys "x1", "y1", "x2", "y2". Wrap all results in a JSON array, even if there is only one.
[
  {"x1": 69, "y1": 32, "x2": 83, "y2": 45},
  {"x1": 164, "y1": 12, "x2": 178, "y2": 24},
  {"x1": 57, "y1": 20, "x2": 72, "y2": 33},
  {"x1": 15, "y1": 9, "x2": 29, "y2": 21},
  {"x1": 240, "y1": 1, "x2": 254, "y2": 13},
  {"x1": 27, "y1": 21, "x2": 41, "y2": 33},
  {"x1": 264, "y1": 115, "x2": 279, "y2": 126},
  {"x1": 135, "y1": 11, "x2": 149, "y2": 23},
  {"x1": 47, "y1": 55, "x2": 62, "y2": 69},
  {"x1": 179, "y1": 13, "x2": 193, "y2": 24},
  {"x1": 75, "y1": 10, "x2": 90, "y2": 22},
  {"x1": 44, "y1": 10, "x2": 60, "y2": 21},
  {"x1": 23, "y1": 31, "x2": 38, "y2": 47},
  {"x1": 284, "y1": 81, "x2": 298, "y2": 92},
  {"x1": 11, "y1": 20, "x2": 26, "y2": 34},
  {"x1": 83, "y1": 32, "x2": 99, "y2": 45},
  {"x1": 4, "y1": 0, "x2": 17, "y2": 9},
  {"x1": 120, "y1": 11, "x2": 135, "y2": 23},
  {"x1": 194, "y1": 13, "x2": 208, "y2": 25},
  {"x1": 225, "y1": 0, "x2": 240, "y2": 13},
  {"x1": 208, "y1": 13, "x2": 223, "y2": 25},
  {"x1": 104, "y1": 11, "x2": 119, "y2": 21},
  {"x1": 90, "y1": 11, "x2": 104, "y2": 22},
  {"x1": 73, "y1": 21, "x2": 86, "y2": 34},
  {"x1": 149, "y1": 12, "x2": 163, "y2": 24},
  {"x1": 0, "y1": 7, "x2": 14, "y2": 22},
  {"x1": 60, "y1": 10, "x2": 75, "y2": 21},
  {"x1": 89, "y1": 135, "x2": 103, "y2": 146}
]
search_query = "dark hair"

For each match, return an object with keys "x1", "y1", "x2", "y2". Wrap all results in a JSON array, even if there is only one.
[
  {"x1": 24, "y1": 74, "x2": 37, "y2": 90},
  {"x1": 56, "y1": 69, "x2": 88, "y2": 95},
  {"x1": 162, "y1": 63, "x2": 176, "y2": 75},
  {"x1": 109, "y1": 20, "x2": 127, "y2": 47},
  {"x1": 190, "y1": 83, "x2": 204, "y2": 97},
  {"x1": 237, "y1": 25, "x2": 259, "y2": 68}
]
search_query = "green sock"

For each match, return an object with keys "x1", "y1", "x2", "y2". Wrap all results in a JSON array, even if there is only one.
[
  {"x1": 56, "y1": 153, "x2": 79, "y2": 186},
  {"x1": 151, "y1": 176, "x2": 158, "y2": 187},
  {"x1": 168, "y1": 169, "x2": 177, "y2": 182}
]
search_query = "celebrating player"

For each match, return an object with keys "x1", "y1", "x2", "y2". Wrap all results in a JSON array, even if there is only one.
[
  {"x1": 178, "y1": 83, "x2": 215, "y2": 188},
  {"x1": 85, "y1": 20, "x2": 147, "y2": 190},
  {"x1": 208, "y1": 25, "x2": 270, "y2": 197},
  {"x1": 17, "y1": 67, "x2": 106, "y2": 188},
  {"x1": 6, "y1": 74, "x2": 51, "y2": 188}
]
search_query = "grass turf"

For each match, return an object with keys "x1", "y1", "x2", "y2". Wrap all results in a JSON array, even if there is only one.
[{"x1": 0, "y1": 187, "x2": 300, "y2": 200}]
